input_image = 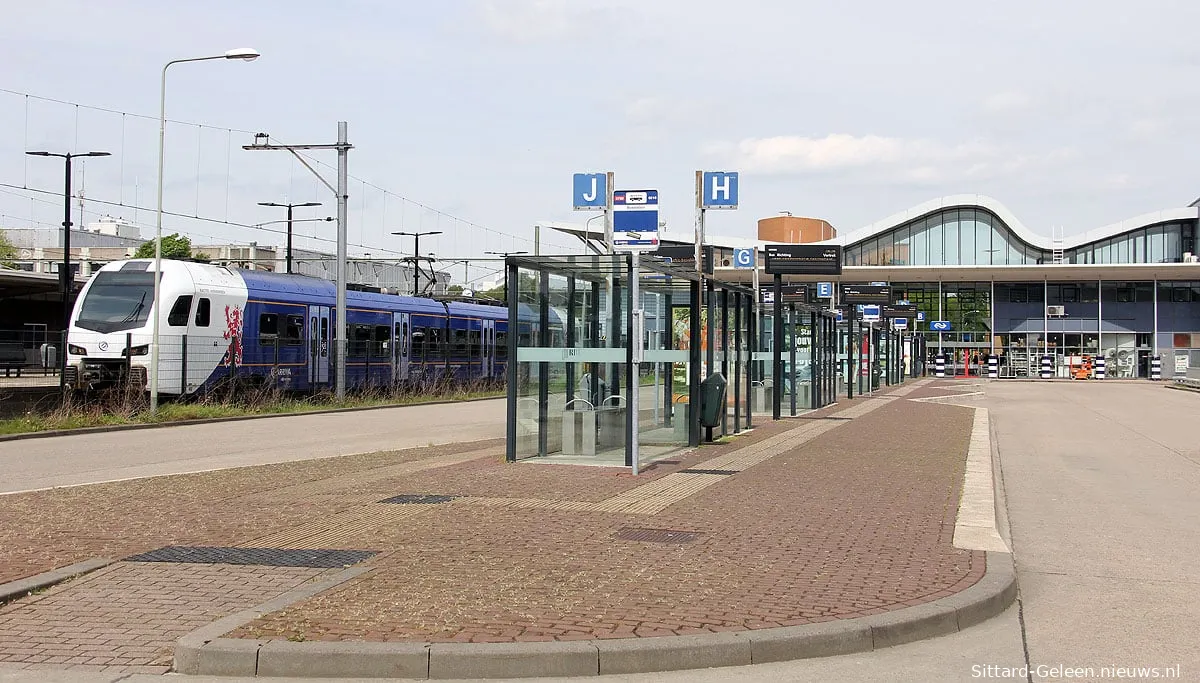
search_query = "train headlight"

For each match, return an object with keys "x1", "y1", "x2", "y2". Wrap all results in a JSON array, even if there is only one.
[
  {"x1": 67, "y1": 344, "x2": 87, "y2": 356},
  {"x1": 124, "y1": 344, "x2": 150, "y2": 357}
]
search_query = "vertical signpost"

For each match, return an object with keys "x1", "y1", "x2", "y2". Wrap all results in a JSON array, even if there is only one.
[
  {"x1": 612, "y1": 189, "x2": 659, "y2": 475},
  {"x1": 697, "y1": 171, "x2": 738, "y2": 442}
]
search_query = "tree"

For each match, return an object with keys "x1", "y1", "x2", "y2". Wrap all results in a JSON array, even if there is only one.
[
  {"x1": 133, "y1": 233, "x2": 205, "y2": 261},
  {"x1": 0, "y1": 230, "x2": 17, "y2": 268}
]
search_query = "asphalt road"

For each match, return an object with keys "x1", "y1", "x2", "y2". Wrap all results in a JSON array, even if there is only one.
[{"x1": 0, "y1": 398, "x2": 505, "y2": 495}]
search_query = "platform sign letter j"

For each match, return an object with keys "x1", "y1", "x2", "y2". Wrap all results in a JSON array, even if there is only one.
[{"x1": 573, "y1": 173, "x2": 608, "y2": 210}]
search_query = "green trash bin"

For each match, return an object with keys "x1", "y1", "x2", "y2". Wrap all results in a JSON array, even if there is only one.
[{"x1": 699, "y1": 373, "x2": 727, "y2": 428}]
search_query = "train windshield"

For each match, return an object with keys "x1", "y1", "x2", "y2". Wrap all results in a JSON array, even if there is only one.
[{"x1": 75, "y1": 271, "x2": 157, "y2": 333}]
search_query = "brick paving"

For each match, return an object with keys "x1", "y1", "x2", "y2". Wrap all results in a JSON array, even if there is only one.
[
  {"x1": 0, "y1": 379, "x2": 985, "y2": 660},
  {"x1": 0, "y1": 561, "x2": 332, "y2": 673}
]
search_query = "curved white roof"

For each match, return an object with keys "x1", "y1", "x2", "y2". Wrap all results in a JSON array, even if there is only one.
[
  {"x1": 831, "y1": 194, "x2": 1198, "y2": 251},
  {"x1": 540, "y1": 194, "x2": 1197, "y2": 253}
]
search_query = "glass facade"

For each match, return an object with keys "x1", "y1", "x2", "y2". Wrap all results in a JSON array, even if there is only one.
[
  {"x1": 1068, "y1": 222, "x2": 1193, "y2": 264},
  {"x1": 844, "y1": 208, "x2": 1049, "y2": 266},
  {"x1": 843, "y1": 208, "x2": 1194, "y2": 266}
]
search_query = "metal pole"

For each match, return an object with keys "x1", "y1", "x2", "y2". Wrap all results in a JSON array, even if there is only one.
[
  {"x1": 335, "y1": 121, "x2": 349, "y2": 401},
  {"x1": 630, "y1": 252, "x2": 640, "y2": 474},
  {"x1": 60, "y1": 154, "x2": 72, "y2": 391},
  {"x1": 772, "y1": 274, "x2": 782, "y2": 420},
  {"x1": 150, "y1": 63, "x2": 170, "y2": 413},
  {"x1": 286, "y1": 204, "x2": 294, "y2": 274}
]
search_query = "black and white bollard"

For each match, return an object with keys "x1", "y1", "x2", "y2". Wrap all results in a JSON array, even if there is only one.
[
  {"x1": 935, "y1": 354, "x2": 946, "y2": 378},
  {"x1": 1094, "y1": 356, "x2": 1106, "y2": 380},
  {"x1": 987, "y1": 355, "x2": 999, "y2": 379},
  {"x1": 1040, "y1": 354, "x2": 1053, "y2": 379},
  {"x1": 1150, "y1": 355, "x2": 1162, "y2": 380}
]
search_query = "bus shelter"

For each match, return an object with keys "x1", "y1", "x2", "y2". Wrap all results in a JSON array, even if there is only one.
[{"x1": 504, "y1": 253, "x2": 841, "y2": 471}]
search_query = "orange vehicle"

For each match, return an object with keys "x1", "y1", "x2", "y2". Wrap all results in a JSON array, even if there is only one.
[{"x1": 1071, "y1": 355, "x2": 1093, "y2": 380}]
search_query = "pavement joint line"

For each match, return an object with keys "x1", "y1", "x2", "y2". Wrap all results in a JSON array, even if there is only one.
[
  {"x1": 0, "y1": 558, "x2": 115, "y2": 606},
  {"x1": 173, "y1": 549, "x2": 1016, "y2": 678}
]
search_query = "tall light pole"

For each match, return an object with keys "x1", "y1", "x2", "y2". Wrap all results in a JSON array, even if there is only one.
[
  {"x1": 244, "y1": 126, "x2": 353, "y2": 399},
  {"x1": 151, "y1": 47, "x2": 260, "y2": 413},
  {"x1": 392, "y1": 231, "x2": 442, "y2": 296},
  {"x1": 257, "y1": 201, "x2": 321, "y2": 274},
  {"x1": 484, "y1": 250, "x2": 528, "y2": 304},
  {"x1": 24, "y1": 150, "x2": 110, "y2": 391}
]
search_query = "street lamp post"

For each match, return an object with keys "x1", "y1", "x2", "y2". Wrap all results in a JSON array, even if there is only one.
[
  {"x1": 24, "y1": 150, "x2": 110, "y2": 390},
  {"x1": 392, "y1": 231, "x2": 442, "y2": 296},
  {"x1": 484, "y1": 250, "x2": 528, "y2": 304},
  {"x1": 257, "y1": 201, "x2": 321, "y2": 274},
  {"x1": 151, "y1": 47, "x2": 260, "y2": 413}
]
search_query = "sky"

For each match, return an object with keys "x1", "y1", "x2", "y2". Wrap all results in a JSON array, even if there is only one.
[{"x1": 2, "y1": 0, "x2": 1199, "y2": 283}]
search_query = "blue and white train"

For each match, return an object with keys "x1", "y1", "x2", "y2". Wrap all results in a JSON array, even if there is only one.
[{"x1": 65, "y1": 259, "x2": 545, "y2": 395}]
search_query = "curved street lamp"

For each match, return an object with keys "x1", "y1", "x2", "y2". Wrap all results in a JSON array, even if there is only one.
[{"x1": 150, "y1": 48, "x2": 260, "y2": 413}]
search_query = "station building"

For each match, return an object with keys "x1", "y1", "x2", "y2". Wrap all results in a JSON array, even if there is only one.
[{"x1": 546, "y1": 193, "x2": 1200, "y2": 379}]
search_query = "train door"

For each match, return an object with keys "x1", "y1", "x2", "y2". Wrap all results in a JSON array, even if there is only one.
[
  {"x1": 393, "y1": 312, "x2": 410, "y2": 383},
  {"x1": 481, "y1": 319, "x2": 495, "y2": 378},
  {"x1": 309, "y1": 305, "x2": 331, "y2": 386}
]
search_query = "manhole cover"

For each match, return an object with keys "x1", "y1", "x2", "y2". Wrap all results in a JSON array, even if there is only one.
[
  {"x1": 679, "y1": 468, "x2": 737, "y2": 475},
  {"x1": 379, "y1": 494, "x2": 456, "y2": 504},
  {"x1": 123, "y1": 546, "x2": 377, "y2": 568},
  {"x1": 613, "y1": 528, "x2": 700, "y2": 544}
]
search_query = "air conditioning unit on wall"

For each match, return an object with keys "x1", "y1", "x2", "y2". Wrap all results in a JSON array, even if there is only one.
[{"x1": 1047, "y1": 305, "x2": 1066, "y2": 317}]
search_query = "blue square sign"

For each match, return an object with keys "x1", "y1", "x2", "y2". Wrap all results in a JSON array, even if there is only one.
[
  {"x1": 733, "y1": 248, "x2": 755, "y2": 269},
  {"x1": 573, "y1": 173, "x2": 607, "y2": 210},
  {"x1": 701, "y1": 171, "x2": 738, "y2": 209}
]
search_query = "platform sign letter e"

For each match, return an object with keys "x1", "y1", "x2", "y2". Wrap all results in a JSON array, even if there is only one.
[
  {"x1": 573, "y1": 173, "x2": 607, "y2": 210},
  {"x1": 701, "y1": 171, "x2": 738, "y2": 209}
]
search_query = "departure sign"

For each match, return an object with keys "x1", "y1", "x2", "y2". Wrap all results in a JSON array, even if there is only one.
[
  {"x1": 764, "y1": 244, "x2": 843, "y2": 275},
  {"x1": 841, "y1": 284, "x2": 891, "y2": 305}
]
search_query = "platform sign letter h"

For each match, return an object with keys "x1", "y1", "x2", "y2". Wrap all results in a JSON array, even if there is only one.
[{"x1": 701, "y1": 171, "x2": 738, "y2": 209}]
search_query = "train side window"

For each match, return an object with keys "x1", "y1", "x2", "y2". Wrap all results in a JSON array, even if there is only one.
[
  {"x1": 469, "y1": 329, "x2": 481, "y2": 358},
  {"x1": 351, "y1": 323, "x2": 372, "y2": 357},
  {"x1": 426, "y1": 327, "x2": 444, "y2": 361},
  {"x1": 283, "y1": 315, "x2": 304, "y2": 346},
  {"x1": 259, "y1": 313, "x2": 279, "y2": 345},
  {"x1": 372, "y1": 325, "x2": 390, "y2": 357},
  {"x1": 452, "y1": 328, "x2": 468, "y2": 356},
  {"x1": 495, "y1": 330, "x2": 507, "y2": 359},
  {"x1": 411, "y1": 327, "x2": 426, "y2": 361},
  {"x1": 168, "y1": 295, "x2": 193, "y2": 327},
  {"x1": 195, "y1": 298, "x2": 211, "y2": 327}
]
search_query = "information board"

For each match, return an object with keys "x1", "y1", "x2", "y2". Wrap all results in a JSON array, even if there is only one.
[{"x1": 764, "y1": 244, "x2": 843, "y2": 275}]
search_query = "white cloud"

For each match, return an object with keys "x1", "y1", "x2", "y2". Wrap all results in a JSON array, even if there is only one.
[
  {"x1": 981, "y1": 90, "x2": 1033, "y2": 113},
  {"x1": 708, "y1": 133, "x2": 996, "y2": 175},
  {"x1": 475, "y1": 0, "x2": 617, "y2": 41}
]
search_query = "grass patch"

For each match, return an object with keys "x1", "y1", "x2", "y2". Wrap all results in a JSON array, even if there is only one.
[{"x1": 0, "y1": 384, "x2": 504, "y2": 436}]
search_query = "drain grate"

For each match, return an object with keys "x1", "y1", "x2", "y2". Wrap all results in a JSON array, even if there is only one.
[
  {"x1": 123, "y1": 546, "x2": 377, "y2": 568},
  {"x1": 613, "y1": 527, "x2": 700, "y2": 544},
  {"x1": 679, "y1": 468, "x2": 737, "y2": 475},
  {"x1": 379, "y1": 494, "x2": 457, "y2": 505}
]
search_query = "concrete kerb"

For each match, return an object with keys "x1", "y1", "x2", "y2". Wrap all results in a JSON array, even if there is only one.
[
  {"x1": 0, "y1": 557, "x2": 114, "y2": 605},
  {"x1": 173, "y1": 551, "x2": 1016, "y2": 678},
  {"x1": 0, "y1": 394, "x2": 503, "y2": 443}
]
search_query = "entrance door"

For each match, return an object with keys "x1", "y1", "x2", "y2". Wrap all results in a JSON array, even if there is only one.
[
  {"x1": 309, "y1": 305, "x2": 331, "y2": 386},
  {"x1": 393, "y1": 312, "x2": 410, "y2": 383},
  {"x1": 481, "y1": 319, "x2": 495, "y2": 379}
]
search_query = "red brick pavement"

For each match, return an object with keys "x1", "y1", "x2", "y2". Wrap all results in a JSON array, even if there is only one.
[
  {"x1": 0, "y1": 561, "x2": 333, "y2": 673},
  {"x1": 0, "y1": 382, "x2": 984, "y2": 656},
  {"x1": 231, "y1": 392, "x2": 983, "y2": 643}
]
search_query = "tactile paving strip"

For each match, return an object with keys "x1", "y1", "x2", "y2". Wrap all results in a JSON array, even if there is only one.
[{"x1": 123, "y1": 546, "x2": 377, "y2": 568}]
